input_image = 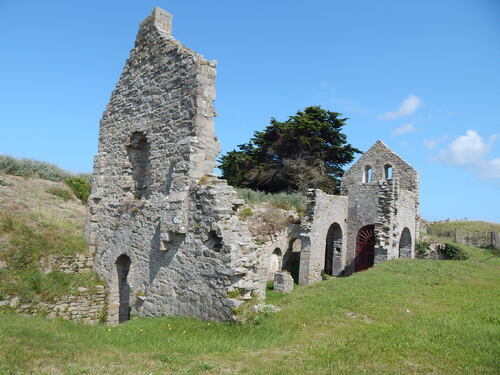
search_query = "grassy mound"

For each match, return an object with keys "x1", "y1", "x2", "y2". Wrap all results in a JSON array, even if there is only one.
[
  {"x1": 427, "y1": 220, "x2": 500, "y2": 234},
  {"x1": 1, "y1": 245, "x2": 498, "y2": 374},
  {"x1": 0, "y1": 155, "x2": 91, "y2": 204},
  {"x1": 0, "y1": 174, "x2": 97, "y2": 304}
]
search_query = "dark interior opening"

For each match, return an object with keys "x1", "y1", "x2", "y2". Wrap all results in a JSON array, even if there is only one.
[{"x1": 116, "y1": 254, "x2": 132, "y2": 323}]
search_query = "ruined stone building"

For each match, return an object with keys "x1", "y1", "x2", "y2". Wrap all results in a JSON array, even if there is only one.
[
  {"x1": 293, "y1": 141, "x2": 419, "y2": 285},
  {"x1": 86, "y1": 8, "x2": 419, "y2": 324}
]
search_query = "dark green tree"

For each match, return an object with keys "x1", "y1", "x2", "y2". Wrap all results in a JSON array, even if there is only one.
[{"x1": 219, "y1": 106, "x2": 361, "y2": 194}]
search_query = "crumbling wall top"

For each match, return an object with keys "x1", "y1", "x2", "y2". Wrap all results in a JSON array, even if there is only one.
[{"x1": 140, "y1": 7, "x2": 173, "y2": 37}]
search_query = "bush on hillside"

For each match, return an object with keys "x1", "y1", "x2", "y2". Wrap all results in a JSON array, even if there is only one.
[
  {"x1": 441, "y1": 243, "x2": 469, "y2": 261},
  {"x1": 0, "y1": 155, "x2": 71, "y2": 181},
  {"x1": 65, "y1": 175, "x2": 91, "y2": 204}
]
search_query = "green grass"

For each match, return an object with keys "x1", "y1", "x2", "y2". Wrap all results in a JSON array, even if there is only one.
[
  {"x1": 428, "y1": 220, "x2": 500, "y2": 234},
  {"x1": 235, "y1": 187, "x2": 306, "y2": 212},
  {"x1": 1, "y1": 246, "x2": 498, "y2": 374},
  {"x1": 0, "y1": 270, "x2": 101, "y2": 304},
  {"x1": 0, "y1": 211, "x2": 89, "y2": 303},
  {"x1": 45, "y1": 186, "x2": 74, "y2": 202}
]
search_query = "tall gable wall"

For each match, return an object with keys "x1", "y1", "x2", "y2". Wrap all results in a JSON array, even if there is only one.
[{"x1": 86, "y1": 8, "x2": 261, "y2": 324}]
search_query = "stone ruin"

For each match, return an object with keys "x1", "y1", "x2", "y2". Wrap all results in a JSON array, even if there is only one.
[{"x1": 85, "y1": 8, "x2": 420, "y2": 324}]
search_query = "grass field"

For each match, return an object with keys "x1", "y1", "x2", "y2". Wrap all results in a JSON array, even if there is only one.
[
  {"x1": 1, "y1": 244, "x2": 499, "y2": 375},
  {"x1": 1, "y1": 169, "x2": 499, "y2": 374},
  {"x1": 427, "y1": 220, "x2": 500, "y2": 234}
]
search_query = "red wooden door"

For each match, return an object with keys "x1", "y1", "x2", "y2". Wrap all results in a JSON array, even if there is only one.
[{"x1": 355, "y1": 225, "x2": 375, "y2": 272}]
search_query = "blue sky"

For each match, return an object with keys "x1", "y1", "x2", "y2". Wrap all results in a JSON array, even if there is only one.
[{"x1": 0, "y1": 0, "x2": 499, "y2": 222}]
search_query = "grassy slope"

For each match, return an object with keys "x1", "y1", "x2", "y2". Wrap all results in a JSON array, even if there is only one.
[
  {"x1": 0, "y1": 174, "x2": 96, "y2": 302},
  {"x1": 1, "y1": 244, "x2": 499, "y2": 375},
  {"x1": 427, "y1": 220, "x2": 500, "y2": 234}
]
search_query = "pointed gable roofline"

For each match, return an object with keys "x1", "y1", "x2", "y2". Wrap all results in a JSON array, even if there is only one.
[{"x1": 340, "y1": 140, "x2": 419, "y2": 194}]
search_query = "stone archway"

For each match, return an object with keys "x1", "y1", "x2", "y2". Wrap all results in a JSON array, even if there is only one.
[
  {"x1": 355, "y1": 225, "x2": 375, "y2": 272},
  {"x1": 325, "y1": 223, "x2": 343, "y2": 276},
  {"x1": 116, "y1": 254, "x2": 131, "y2": 323},
  {"x1": 268, "y1": 248, "x2": 282, "y2": 281},
  {"x1": 283, "y1": 239, "x2": 301, "y2": 283},
  {"x1": 399, "y1": 227, "x2": 412, "y2": 258}
]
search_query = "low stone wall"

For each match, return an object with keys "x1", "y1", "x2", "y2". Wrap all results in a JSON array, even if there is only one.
[
  {"x1": 40, "y1": 253, "x2": 95, "y2": 274},
  {"x1": 427, "y1": 228, "x2": 500, "y2": 250},
  {"x1": 1, "y1": 285, "x2": 106, "y2": 325}
]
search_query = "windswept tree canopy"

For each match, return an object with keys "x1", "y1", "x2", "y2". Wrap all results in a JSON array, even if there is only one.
[{"x1": 219, "y1": 106, "x2": 361, "y2": 194}]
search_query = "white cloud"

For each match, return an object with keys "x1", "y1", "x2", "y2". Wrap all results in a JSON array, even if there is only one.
[
  {"x1": 424, "y1": 139, "x2": 438, "y2": 149},
  {"x1": 436, "y1": 130, "x2": 500, "y2": 180},
  {"x1": 424, "y1": 135, "x2": 448, "y2": 149},
  {"x1": 379, "y1": 95, "x2": 423, "y2": 120},
  {"x1": 392, "y1": 123, "x2": 416, "y2": 136}
]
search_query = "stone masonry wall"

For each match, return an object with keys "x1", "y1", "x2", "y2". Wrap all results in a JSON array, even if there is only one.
[
  {"x1": 2, "y1": 251, "x2": 106, "y2": 325},
  {"x1": 40, "y1": 252, "x2": 95, "y2": 274},
  {"x1": 299, "y1": 189, "x2": 348, "y2": 285},
  {"x1": 298, "y1": 141, "x2": 420, "y2": 284},
  {"x1": 2, "y1": 285, "x2": 106, "y2": 325},
  {"x1": 341, "y1": 140, "x2": 419, "y2": 265},
  {"x1": 86, "y1": 8, "x2": 261, "y2": 323}
]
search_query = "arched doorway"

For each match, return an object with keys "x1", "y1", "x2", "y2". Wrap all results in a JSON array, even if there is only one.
[
  {"x1": 116, "y1": 254, "x2": 131, "y2": 323},
  {"x1": 399, "y1": 227, "x2": 412, "y2": 258},
  {"x1": 268, "y1": 248, "x2": 282, "y2": 281},
  {"x1": 355, "y1": 225, "x2": 375, "y2": 272},
  {"x1": 325, "y1": 223, "x2": 343, "y2": 276},
  {"x1": 283, "y1": 239, "x2": 301, "y2": 283}
]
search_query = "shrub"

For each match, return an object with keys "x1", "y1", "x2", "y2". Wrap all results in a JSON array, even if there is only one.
[
  {"x1": 46, "y1": 187, "x2": 73, "y2": 202},
  {"x1": 0, "y1": 155, "x2": 71, "y2": 181},
  {"x1": 239, "y1": 207, "x2": 253, "y2": 219},
  {"x1": 227, "y1": 289, "x2": 241, "y2": 298},
  {"x1": 441, "y1": 243, "x2": 469, "y2": 260},
  {"x1": 235, "y1": 188, "x2": 306, "y2": 212},
  {"x1": 65, "y1": 176, "x2": 91, "y2": 204},
  {"x1": 246, "y1": 206, "x2": 290, "y2": 241},
  {"x1": 416, "y1": 241, "x2": 430, "y2": 254}
]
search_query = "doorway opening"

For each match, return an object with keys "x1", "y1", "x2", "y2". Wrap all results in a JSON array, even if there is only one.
[
  {"x1": 116, "y1": 254, "x2": 131, "y2": 323},
  {"x1": 325, "y1": 223, "x2": 343, "y2": 276},
  {"x1": 355, "y1": 225, "x2": 375, "y2": 272}
]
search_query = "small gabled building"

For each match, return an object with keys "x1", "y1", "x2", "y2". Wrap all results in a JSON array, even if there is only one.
[{"x1": 296, "y1": 141, "x2": 420, "y2": 285}]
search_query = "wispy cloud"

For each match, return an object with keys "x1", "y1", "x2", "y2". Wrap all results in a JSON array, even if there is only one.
[
  {"x1": 392, "y1": 123, "x2": 416, "y2": 136},
  {"x1": 379, "y1": 95, "x2": 423, "y2": 120},
  {"x1": 317, "y1": 81, "x2": 369, "y2": 115},
  {"x1": 424, "y1": 139, "x2": 439, "y2": 149},
  {"x1": 435, "y1": 130, "x2": 500, "y2": 180},
  {"x1": 424, "y1": 135, "x2": 447, "y2": 149}
]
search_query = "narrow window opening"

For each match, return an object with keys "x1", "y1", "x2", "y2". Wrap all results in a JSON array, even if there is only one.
[
  {"x1": 385, "y1": 165, "x2": 393, "y2": 179},
  {"x1": 364, "y1": 166, "x2": 372, "y2": 183},
  {"x1": 127, "y1": 132, "x2": 151, "y2": 199}
]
